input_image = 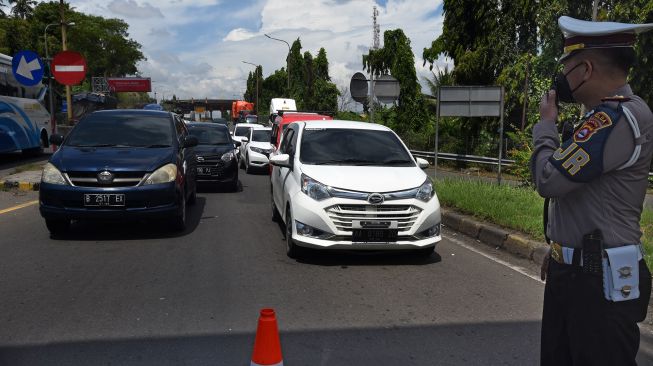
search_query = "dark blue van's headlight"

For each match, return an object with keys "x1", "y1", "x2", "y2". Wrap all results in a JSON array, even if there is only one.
[
  {"x1": 143, "y1": 163, "x2": 177, "y2": 185},
  {"x1": 41, "y1": 163, "x2": 68, "y2": 185}
]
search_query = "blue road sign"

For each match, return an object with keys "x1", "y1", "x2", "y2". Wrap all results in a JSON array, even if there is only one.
[{"x1": 12, "y1": 50, "x2": 44, "y2": 87}]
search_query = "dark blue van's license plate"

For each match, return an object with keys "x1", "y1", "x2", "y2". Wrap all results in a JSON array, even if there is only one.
[
  {"x1": 84, "y1": 194, "x2": 125, "y2": 207},
  {"x1": 352, "y1": 229, "x2": 398, "y2": 243}
]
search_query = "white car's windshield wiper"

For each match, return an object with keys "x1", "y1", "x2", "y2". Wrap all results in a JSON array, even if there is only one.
[
  {"x1": 310, "y1": 158, "x2": 379, "y2": 166},
  {"x1": 382, "y1": 159, "x2": 415, "y2": 165}
]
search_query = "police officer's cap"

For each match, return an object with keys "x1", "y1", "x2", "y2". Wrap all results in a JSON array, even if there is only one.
[{"x1": 558, "y1": 16, "x2": 653, "y2": 61}]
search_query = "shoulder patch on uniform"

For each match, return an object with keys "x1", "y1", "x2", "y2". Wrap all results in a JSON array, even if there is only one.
[
  {"x1": 601, "y1": 95, "x2": 631, "y2": 102},
  {"x1": 573, "y1": 111, "x2": 613, "y2": 142},
  {"x1": 549, "y1": 104, "x2": 622, "y2": 182}
]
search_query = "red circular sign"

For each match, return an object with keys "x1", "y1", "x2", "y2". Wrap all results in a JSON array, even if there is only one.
[{"x1": 51, "y1": 50, "x2": 87, "y2": 85}]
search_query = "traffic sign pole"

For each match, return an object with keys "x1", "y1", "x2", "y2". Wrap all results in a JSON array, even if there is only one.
[{"x1": 60, "y1": 0, "x2": 73, "y2": 123}]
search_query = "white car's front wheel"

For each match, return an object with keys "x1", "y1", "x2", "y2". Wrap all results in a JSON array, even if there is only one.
[
  {"x1": 245, "y1": 154, "x2": 252, "y2": 174},
  {"x1": 285, "y1": 207, "x2": 302, "y2": 259}
]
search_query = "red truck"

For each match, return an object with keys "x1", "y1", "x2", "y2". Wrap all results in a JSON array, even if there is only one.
[
  {"x1": 231, "y1": 101, "x2": 255, "y2": 123},
  {"x1": 270, "y1": 111, "x2": 333, "y2": 148}
]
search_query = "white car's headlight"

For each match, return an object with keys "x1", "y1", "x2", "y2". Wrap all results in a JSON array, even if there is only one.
[
  {"x1": 144, "y1": 163, "x2": 177, "y2": 185},
  {"x1": 415, "y1": 179, "x2": 434, "y2": 202},
  {"x1": 301, "y1": 174, "x2": 331, "y2": 201},
  {"x1": 221, "y1": 152, "x2": 235, "y2": 162},
  {"x1": 251, "y1": 147, "x2": 269, "y2": 154},
  {"x1": 41, "y1": 163, "x2": 67, "y2": 185}
]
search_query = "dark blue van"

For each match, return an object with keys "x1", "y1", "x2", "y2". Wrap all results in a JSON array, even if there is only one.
[{"x1": 40, "y1": 110, "x2": 198, "y2": 235}]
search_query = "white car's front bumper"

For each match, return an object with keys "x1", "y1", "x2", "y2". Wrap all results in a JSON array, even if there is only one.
[
  {"x1": 248, "y1": 150, "x2": 270, "y2": 166},
  {"x1": 288, "y1": 191, "x2": 441, "y2": 250}
]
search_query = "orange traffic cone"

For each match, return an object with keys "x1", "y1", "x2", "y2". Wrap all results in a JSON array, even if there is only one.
[{"x1": 251, "y1": 308, "x2": 284, "y2": 366}]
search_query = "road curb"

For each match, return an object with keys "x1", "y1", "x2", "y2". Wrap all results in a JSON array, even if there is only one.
[
  {"x1": 442, "y1": 208, "x2": 548, "y2": 265},
  {"x1": 1, "y1": 180, "x2": 40, "y2": 192}
]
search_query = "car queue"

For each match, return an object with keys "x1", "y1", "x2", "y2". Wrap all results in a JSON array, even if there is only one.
[{"x1": 38, "y1": 105, "x2": 442, "y2": 258}]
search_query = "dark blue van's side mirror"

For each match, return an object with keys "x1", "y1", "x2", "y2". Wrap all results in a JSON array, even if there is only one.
[{"x1": 49, "y1": 134, "x2": 64, "y2": 145}]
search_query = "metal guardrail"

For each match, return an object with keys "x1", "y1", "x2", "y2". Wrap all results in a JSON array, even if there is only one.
[
  {"x1": 410, "y1": 150, "x2": 515, "y2": 167},
  {"x1": 411, "y1": 150, "x2": 653, "y2": 177}
]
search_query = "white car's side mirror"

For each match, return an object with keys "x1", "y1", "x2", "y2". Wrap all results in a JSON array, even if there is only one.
[
  {"x1": 242, "y1": 137, "x2": 249, "y2": 143},
  {"x1": 416, "y1": 157, "x2": 430, "y2": 169},
  {"x1": 270, "y1": 154, "x2": 291, "y2": 168}
]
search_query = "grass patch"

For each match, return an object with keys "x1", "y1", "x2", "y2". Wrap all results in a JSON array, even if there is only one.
[
  {"x1": 434, "y1": 177, "x2": 545, "y2": 240},
  {"x1": 12, "y1": 162, "x2": 45, "y2": 174},
  {"x1": 641, "y1": 210, "x2": 653, "y2": 269},
  {"x1": 434, "y1": 177, "x2": 653, "y2": 268}
]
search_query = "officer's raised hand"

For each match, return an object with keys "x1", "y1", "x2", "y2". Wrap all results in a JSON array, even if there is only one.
[{"x1": 539, "y1": 90, "x2": 558, "y2": 123}]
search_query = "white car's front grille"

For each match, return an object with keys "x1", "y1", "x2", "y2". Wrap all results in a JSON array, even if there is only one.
[{"x1": 325, "y1": 204, "x2": 422, "y2": 233}]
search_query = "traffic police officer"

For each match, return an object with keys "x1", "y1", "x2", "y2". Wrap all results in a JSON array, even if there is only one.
[{"x1": 532, "y1": 16, "x2": 653, "y2": 365}]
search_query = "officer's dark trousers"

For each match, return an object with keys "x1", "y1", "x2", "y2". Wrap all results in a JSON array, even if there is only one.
[{"x1": 541, "y1": 259, "x2": 651, "y2": 365}]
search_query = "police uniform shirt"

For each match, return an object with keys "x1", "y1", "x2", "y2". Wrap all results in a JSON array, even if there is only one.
[{"x1": 531, "y1": 84, "x2": 653, "y2": 248}]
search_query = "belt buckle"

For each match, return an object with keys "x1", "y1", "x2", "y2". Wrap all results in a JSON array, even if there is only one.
[{"x1": 551, "y1": 243, "x2": 563, "y2": 263}]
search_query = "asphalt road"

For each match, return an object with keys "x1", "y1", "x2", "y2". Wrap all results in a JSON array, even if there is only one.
[{"x1": 0, "y1": 171, "x2": 652, "y2": 365}]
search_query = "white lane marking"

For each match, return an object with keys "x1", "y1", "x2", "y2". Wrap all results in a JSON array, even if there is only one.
[{"x1": 444, "y1": 233, "x2": 544, "y2": 283}]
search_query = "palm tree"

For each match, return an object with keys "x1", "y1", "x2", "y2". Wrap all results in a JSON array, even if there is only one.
[
  {"x1": 8, "y1": 0, "x2": 37, "y2": 19},
  {"x1": 424, "y1": 65, "x2": 455, "y2": 97}
]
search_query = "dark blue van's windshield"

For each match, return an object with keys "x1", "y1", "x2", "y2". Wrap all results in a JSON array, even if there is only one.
[{"x1": 66, "y1": 113, "x2": 174, "y2": 147}]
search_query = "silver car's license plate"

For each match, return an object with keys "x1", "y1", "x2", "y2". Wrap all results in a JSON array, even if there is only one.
[{"x1": 84, "y1": 194, "x2": 125, "y2": 207}]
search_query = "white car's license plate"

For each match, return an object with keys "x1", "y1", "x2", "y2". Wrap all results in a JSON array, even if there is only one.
[
  {"x1": 84, "y1": 194, "x2": 125, "y2": 207},
  {"x1": 352, "y1": 229, "x2": 398, "y2": 243}
]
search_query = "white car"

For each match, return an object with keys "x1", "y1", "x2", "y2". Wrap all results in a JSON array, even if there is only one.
[
  {"x1": 232, "y1": 123, "x2": 263, "y2": 143},
  {"x1": 270, "y1": 120, "x2": 441, "y2": 258},
  {"x1": 232, "y1": 123, "x2": 264, "y2": 160},
  {"x1": 240, "y1": 127, "x2": 274, "y2": 173}
]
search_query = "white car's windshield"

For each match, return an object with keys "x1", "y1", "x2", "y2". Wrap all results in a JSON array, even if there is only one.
[
  {"x1": 300, "y1": 128, "x2": 414, "y2": 166},
  {"x1": 252, "y1": 130, "x2": 271, "y2": 142},
  {"x1": 234, "y1": 127, "x2": 251, "y2": 137}
]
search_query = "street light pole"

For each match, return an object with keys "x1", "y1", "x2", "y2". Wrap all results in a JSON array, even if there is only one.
[
  {"x1": 264, "y1": 34, "x2": 290, "y2": 91},
  {"x1": 242, "y1": 61, "x2": 259, "y2": 115}
]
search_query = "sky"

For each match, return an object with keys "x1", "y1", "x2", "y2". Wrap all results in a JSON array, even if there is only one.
[{"x1": 63, "y1": 0, "x2": 447, "y2": 103}]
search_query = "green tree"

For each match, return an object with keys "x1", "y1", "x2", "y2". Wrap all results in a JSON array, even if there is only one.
[
  {"x1": 259, "y1": 68, "x2": 288, "y2": 120},
  {"x1": 1, "y1": 1, "x2": 145, "y2": 79},
  {"x1": 302, "y1": 51, "x2": 314, "y2": 109},
  {"x1": 253, "y1": 40, "x2": 338, "y2": 113},
  {"x1": 363, "y1": 29, "x2": 428, "y2": 135},
  {"x1": 287, "y1": 38, "x2": 305, "y2": 101},
  {"x1": 244, "y1": 71, "x2": 254, "y2": 102},
  {"x1": 8, "y1": 0, "x2": 36, "y2": 19},
  {"x1": 314, "y1": 47, "x2": 330, "y2": 81}
]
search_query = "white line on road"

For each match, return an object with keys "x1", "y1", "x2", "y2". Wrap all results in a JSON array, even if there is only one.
[{"x1": 444, "y1": 233, "x2": 544, "y2": 283}]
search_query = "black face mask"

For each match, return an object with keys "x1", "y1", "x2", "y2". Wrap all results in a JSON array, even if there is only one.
[{"x1": 552, "y1": 62, "x2": 587, "y2": 104}]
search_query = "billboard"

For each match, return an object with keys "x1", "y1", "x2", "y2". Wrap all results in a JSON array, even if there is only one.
[{"x1": 107, "y1": 77, "x2": 152, "y2": 92}]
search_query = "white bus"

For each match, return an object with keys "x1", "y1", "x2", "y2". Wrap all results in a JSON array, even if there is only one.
[{"x1": 0, "y1": 52, "x2": 51, "y2": 154}]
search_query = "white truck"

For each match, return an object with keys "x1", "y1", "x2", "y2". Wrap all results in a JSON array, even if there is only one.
[{"x1": 268, "y1": 98, "x2": 297, "y2": 125}]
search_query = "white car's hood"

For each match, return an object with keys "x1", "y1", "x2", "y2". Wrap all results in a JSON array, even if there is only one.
[
  {"x1": 248, "y1": 141, "x2": 274, "y2": 150},
  {"x1": 300, "y1": 165, "x2": 427, "y2": 193}
]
